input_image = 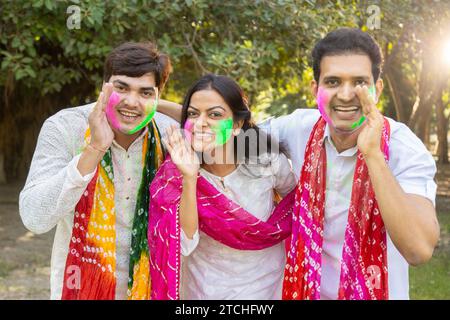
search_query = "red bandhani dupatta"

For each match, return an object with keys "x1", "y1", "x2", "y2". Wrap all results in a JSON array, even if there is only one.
[
  {"x1": 61, "y1": 120, "x2": 164, "y2": 300},
  {"x1": 148, "y1": 157, "x2": 296, "y2": 300},
  {"x1": 283, "y1": 117, "x2": 390, "y2": 300}
]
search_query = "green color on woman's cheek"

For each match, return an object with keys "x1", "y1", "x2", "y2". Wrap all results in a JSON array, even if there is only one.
[{"x1": 212, "y1": 118, "x2": 234, "y2": 146}]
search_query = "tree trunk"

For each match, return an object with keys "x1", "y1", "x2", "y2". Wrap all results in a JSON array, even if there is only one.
[
  {"x1": 0, "y1": 80, "x2": 95, "y2": 183},
  {"x1": 436, "y1": 95, "x2": 449, "y2": 164},
  {"x1": 0, "y1": 153, "x2": 6, "y2": 184},
  {"x1": 416, "y1": 109, "x2": 432, "y2": 147},
  {"x1": 384, "y1": 69, "x2": 406, "y2": 122}
]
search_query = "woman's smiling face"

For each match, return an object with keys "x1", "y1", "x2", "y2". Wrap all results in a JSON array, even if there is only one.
[{"x1": 185, "y1": 89, "x2": 235, "y2": 153}]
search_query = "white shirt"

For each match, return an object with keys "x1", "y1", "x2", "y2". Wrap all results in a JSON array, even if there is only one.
[
  {"x1": 19, "y1": 103, "x2": 177, "y2": 300},
  {"x1": 180, "y1": 153, "x2": 297, "y2": 300},
  {"x1": 260, "y1": 108, "x2": 437, "y2": 300}
]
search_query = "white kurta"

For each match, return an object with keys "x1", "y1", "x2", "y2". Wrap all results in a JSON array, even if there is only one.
[
  {"x1": 19, "y1": 103, "x2": 177, "y2": 299},
  {"x1": 260, "y1": 108, "x2": 437, "y2": 300},
  {"x1": 180, "y1": 153, "x2": 297, "y2": 300}
]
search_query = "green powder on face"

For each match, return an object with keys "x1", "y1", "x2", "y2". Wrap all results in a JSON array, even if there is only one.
[
  {"x1": 351, "y1": 116, "x2": 366, "y2": 129},
  {"x1": 212, "y1": 118, "x2": 234, "y2": 146},
  {"x1": 350, "y1": 85, "x2": 377, "y2": 130},
  {"x1": 126, "y1": 99, "x2": 158, "y2": 135}
]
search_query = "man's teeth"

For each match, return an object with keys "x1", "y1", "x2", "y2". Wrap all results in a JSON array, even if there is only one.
[
  {"x1": 333, "y1": 107, "x2": 359, "y2": 112},
  {"x1": 119, "y1": 110, "x2": 139, "y2": 117},
  {"x1": 194, "y1": 132, "x2": 214, "y2": 137}
]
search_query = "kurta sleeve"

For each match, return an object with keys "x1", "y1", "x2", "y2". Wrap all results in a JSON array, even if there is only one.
[
  {"x1": 388, "y1": 121, "x2": 437, "y2": 206},
  {"x1": 180, "y1": 228, "x2": 200, "y2": 256},
  {"x1": 271, "y1": 153, "x2": 297, "y2": 197},
  {"x1": 19, "y1": 116, "x2": 96, "y2": 234}
]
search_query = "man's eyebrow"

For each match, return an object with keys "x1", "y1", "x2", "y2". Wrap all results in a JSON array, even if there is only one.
[
  {"x1": 140, "y1": 87, "x2": 157, "y2": 91},
  {"x1": 112, "y1": 80, "x2": 157, "y2": 92},
  {"x1": 323, "y1": 76, "x2": 340, "y2": 80},
  {"x1": 322, "y1": 75, "x2": 371, "y2": 81},
  {"x1": 112, "y1": 80, "x2": 129, "y2": 87}
]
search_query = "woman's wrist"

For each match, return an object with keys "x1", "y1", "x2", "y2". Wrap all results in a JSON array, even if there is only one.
[{"x1": 182, "y1": 174, "x2": 198, "y2": 185}]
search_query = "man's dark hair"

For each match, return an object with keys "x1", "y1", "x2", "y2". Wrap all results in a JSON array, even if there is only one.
[
  {"x1": 311, "y1": 28, "x2": 383, "y2": 82},
  {"x1": 103, "y1": 42, "x2": 172, "y2": 91}
]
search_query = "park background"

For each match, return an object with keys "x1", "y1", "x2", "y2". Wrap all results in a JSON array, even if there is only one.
[{"x1": 0, "y1": 0, "x2": 449, "y2": 299}]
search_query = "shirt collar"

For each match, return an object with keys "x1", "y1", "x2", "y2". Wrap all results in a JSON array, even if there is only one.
[
  {"x1": 323, "y1": 124, "x2": 358, "y2": 157},
  {"x1": 111, "y1": 126, "x2": 149, "y2": 152}
]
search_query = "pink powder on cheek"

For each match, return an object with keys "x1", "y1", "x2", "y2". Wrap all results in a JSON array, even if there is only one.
[
  {"x1": 105, "y1": 91, "x2": 122, "y2": 130},
  {"x1": 317, "y1": 87, "x2": 333, "y2": 126},
  {"x1": 184, "y1": 119, "x2": 194, "y2": 143}
]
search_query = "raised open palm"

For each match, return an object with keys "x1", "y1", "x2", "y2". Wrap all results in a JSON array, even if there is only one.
[
  {"x1": 163, "y1": 125, "x2": 200, "y2": 178},
  {"x1": 88, "y1": 83, "x2": 115, "y2": 150},
  {"x1": 356, "y1": 85, "x2": 384, "y2": 159}
]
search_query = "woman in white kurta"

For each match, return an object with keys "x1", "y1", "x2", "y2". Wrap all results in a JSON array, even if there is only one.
[
  {"x1": 162, "y1": 74, "x2": 296, "y2": 299},
  {"x1": 181, "y1": 153, "x2": 295, "y2": 299}
]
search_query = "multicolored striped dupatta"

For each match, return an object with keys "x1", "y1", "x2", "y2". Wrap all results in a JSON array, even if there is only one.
[
  {"x1": 283, "y1": 117, "x2": 391, "y2": 300},
  {"x1": 148, "y1": 156, "x2": 296, "y2": 300},
  {"x1": 61, "y1": 119, "x2": 164, "y2": 300}
]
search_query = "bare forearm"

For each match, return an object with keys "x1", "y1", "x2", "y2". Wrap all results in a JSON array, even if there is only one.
[
  {"x1": 158, "y1": 99, "x2": 182, "y2": 123},
  {"x1": 365, "y1": 152, "x2": 439, "y2": 265},
  {"x1": 180, "y1": 176, "x2": 199, "y2": 239}
]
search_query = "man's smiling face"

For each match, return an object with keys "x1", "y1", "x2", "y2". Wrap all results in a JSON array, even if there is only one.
[
  {"x1": 314, "y1": 54, "x2": 376, "y2": 133},
  {"x1": 108, "y1": 73, "x2": 158, "y2": 135}
]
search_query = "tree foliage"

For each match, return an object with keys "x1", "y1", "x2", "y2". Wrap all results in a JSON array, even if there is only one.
[{"x1": 0, "y1": 0, "x2": 449, "y2": 181}]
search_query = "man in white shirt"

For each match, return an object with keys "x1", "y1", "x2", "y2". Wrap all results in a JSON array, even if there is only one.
[
  {"x1": 19, "y1": 42, "x2": 178, "y2": 299},
  {"x1": 263, "y1": 28, "x2": 439, "y2": 299}
]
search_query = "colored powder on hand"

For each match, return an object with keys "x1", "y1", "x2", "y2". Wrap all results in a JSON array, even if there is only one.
[
  {"x1": 368, "y1": 85, "x2": 377, "y2": 100},
  {"x1": 350, "y1": 85, "x2": 377, "y2": 129}
]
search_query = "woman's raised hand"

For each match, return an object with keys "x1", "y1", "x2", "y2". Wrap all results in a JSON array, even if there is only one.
[{"x1": 163, "y1": 125, "x2": 200, "y2": 179}]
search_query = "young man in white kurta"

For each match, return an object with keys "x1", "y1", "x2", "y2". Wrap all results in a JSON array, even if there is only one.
[
  {"x1": 19, "y1": 103, "x2": 176, "y2": 299},
  {"x1": 20, "y1": 42, "x2": 181, "y2": 300},
  {"x1": 260, "y1": 108, "x2": 437, "y2": 299},
  {"x1": 180, "y1": 153, "x2": 297, "y2": 299}
]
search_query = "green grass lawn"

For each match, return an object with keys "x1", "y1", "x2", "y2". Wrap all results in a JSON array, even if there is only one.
[{"x1": 410, "y1": 208, "x2": 450, "y2": 299}]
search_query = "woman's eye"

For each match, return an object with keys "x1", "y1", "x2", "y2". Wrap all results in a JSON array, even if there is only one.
[
  {"x1": 355, "y1": 80, "x2": 367, "y2": 85},
  {"x1": 210, "y1": 112, "x2": 222, "y2": 118},
  {"x1": 187, "y1": 111, "x2": 198, "y2": 117}
]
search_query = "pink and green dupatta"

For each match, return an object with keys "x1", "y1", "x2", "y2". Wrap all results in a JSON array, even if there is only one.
[{"x1": 148, "y1": 157, "x2": 296, "y2": 299}]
